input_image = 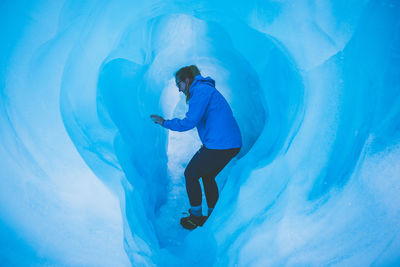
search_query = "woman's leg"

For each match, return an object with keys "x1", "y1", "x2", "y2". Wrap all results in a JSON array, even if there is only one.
[
  {"x1": 202, "y1": 173, "x2": 219, "y2": 209},
  {"x1": 202, "y1": 147, "x2": 241, "y2": 213},
  {"x1": 184, "y1": 146, "x2": 208, "y2": 208},
  {"x1": 184, "y1": 146, "x2": 240, "y2": 212}
]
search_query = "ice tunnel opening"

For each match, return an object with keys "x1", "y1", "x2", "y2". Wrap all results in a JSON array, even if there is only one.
[
  {"x1": 49, "y1": 8, "x2": 305, "y2": 263},
  {"x1": 78, "y1": 10, "x2": 305, "y2": 260},
  {"x1": 92, "y1": 12, "x2": 306, "y2": 258},
  {"x1": 95, "y1": 36, "x2": 303, "y2": 254}
]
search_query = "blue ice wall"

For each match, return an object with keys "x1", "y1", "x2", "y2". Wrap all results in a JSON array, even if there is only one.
[{"x1": 1, "y1": 0, "x2": 399, "y2": 266}]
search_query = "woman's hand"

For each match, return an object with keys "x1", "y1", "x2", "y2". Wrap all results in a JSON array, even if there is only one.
[{"x1": 150, "y1": 114, "x2": 165, "y2": 125}]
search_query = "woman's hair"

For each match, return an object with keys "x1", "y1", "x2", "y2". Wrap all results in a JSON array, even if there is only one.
[
  {"x1": 175, "y1": 65, "x2": 200, "y2": 84},
  {"x1": 175, "y1": 65, "x2": 201, "y2": 102}
]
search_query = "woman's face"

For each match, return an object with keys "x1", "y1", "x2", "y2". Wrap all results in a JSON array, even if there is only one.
[{"x1": 176, "y1": 77, "x2": 189, "y2": 95}]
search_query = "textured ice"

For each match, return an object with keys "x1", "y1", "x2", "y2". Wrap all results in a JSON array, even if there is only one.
[{"x1": 1, "y1": 0, "x2": 400, "y2": 266}]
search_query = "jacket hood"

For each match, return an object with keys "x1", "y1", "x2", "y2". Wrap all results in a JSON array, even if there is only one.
[{"x1": 190, "y1": 75, "x2": 215, "y2": 89}]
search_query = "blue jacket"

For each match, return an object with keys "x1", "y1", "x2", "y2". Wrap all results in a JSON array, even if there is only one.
[{"x1": 163, "y1": 75, "x2": 242, "y2": 149}]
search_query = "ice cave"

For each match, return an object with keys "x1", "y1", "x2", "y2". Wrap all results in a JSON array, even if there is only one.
[{"x1": 1, "y1": 0, "x2": 399, "y2": 266}]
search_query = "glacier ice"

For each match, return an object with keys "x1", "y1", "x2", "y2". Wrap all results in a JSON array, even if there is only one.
[{"x1": 1, "y1": 0, "x2": 400, "y2": 266}]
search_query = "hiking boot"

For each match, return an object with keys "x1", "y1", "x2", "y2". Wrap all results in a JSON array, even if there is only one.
[{"x1": 180, "y1": 209, "x2": 209, "y2": 230}]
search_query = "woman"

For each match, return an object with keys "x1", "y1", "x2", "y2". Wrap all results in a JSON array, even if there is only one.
[{"x1": 151, "y1": 65, "x2": 242, "y2": 230}]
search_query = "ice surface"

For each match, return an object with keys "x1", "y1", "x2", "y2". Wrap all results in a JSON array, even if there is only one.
[{"x1": 1, "y1": 0, "x2": 400, "y2": 266}]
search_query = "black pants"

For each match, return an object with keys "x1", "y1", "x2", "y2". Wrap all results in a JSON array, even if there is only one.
[{"x1": 184, "y1": 145, "x2": 241, "y2": 208}]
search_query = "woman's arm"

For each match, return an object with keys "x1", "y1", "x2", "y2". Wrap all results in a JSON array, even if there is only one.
[{"x1": 162, "y1": 89, "x2": 211, "y2": 132}]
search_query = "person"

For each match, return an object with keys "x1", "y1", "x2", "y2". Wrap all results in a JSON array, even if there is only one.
[{"x1": 150, "y1": 65, "x2": 242, "y2": 230}]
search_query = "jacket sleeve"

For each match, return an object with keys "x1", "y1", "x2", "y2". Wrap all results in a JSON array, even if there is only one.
[{"x1": 163, "y1": 88, "x2": 210, "y2": 132}]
